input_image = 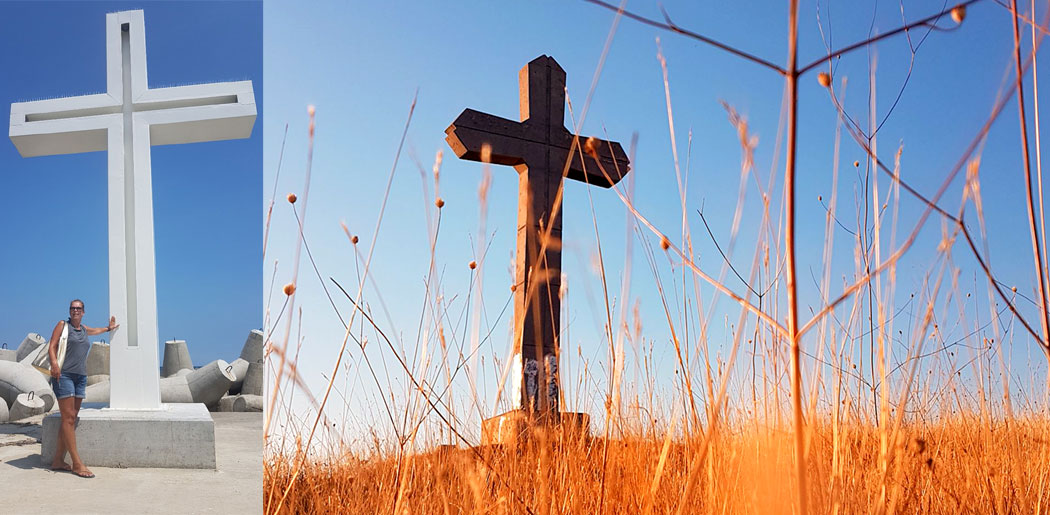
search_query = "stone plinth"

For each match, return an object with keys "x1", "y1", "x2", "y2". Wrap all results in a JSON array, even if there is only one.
[
  {"x1": 41, "y1": 403, "x2": 217, "y2": 469},
  {"x1": 481, "y1": 410, "x2": 590, "y2": 446}
]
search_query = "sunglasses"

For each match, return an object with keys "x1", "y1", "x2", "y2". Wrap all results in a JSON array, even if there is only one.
[{"x1": 70, "y1": 306, "x2": 84, "y2": 311}]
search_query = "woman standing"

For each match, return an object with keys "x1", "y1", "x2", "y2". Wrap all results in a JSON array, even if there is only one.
[{"x1": 48, "y1": 299, "x2": 117, "y2": 478}]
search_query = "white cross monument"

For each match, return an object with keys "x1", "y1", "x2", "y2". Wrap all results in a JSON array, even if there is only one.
[{"x1": 9, "y1": 10, "x2": 255, "y2": 411}]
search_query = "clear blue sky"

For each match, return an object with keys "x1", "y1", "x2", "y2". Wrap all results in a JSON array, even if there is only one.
[
  {"x1": 265, "y1": 1, "x2": 1050, "y2": 441},
  {"x1": 0, "y1": 2, "x2": 262, "y2": 366}
]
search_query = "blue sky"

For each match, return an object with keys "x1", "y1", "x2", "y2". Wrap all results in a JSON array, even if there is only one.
[
  {"x1": 264, "y1": 1, "x2": 1050, "y2": 441},
  {"x1": 0, "y1": 2, "x2": 262, "y2": 366}
]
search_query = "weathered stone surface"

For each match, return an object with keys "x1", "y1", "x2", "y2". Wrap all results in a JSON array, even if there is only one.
[
  {"x1": 445, "y1": 56, "x2": 630, "y2": 414},
  {"x1": 0, "y1": 349, "x2": 16, "y2": 362}
]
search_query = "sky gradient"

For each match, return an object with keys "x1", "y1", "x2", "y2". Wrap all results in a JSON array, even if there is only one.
[{"x1": 264, "y1": 0, "x2": 1050, "y2": 443}]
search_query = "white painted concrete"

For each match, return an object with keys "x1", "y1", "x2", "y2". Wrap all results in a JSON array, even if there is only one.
[{"x1": 8, "y1": 10, "x2": 256, "y2": 410}]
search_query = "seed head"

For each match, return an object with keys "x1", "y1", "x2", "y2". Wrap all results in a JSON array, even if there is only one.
[
  {"x1": 351, "y1": 235, "x2": 359, "y2": 245},
  {"x1": 854, "y1": 160, "x2": 860, "y2": 168},
  {"x1": 1012, "y1": 286, "x2": 1018, "y2": 293},
  {"x1": 951, "y1": 5, "x2": 966, "y2": 24},
  {"x1": 283, "y1": 283, "x2": 296, "y2": 296},
  {"x1": 307, "y1": 105, "x2": 316, "y2": 117},
  {"x1": 469, "y1": 260, "x2": 477, "y2": 270},
  {"x1": 660, "y1": 236, "x2": 670, "y2": 251},
  {"x1": 435, "y1": 197, "x2": 445, "y2": 209},
  {"x1": 287, "y1": 193, "x2": 297, "y2": 204},
  {"x1": 818, "y1": 72, "x2": 831, "y2": 88},
  {"x1": 510, "y1": 284, "x2": 517, "y2": 292},
  {"x1": 584, "y1": 137, "x2": 599, "y2": 157}
]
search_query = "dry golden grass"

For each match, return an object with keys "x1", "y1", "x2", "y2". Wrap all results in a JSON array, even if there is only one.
[{"x1": 265, "y1": 418, "x2": 1050, "y2": 513}]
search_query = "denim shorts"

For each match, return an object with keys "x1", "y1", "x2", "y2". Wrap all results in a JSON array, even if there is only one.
[{"x1": 51, "y1": 372, "x2": 87, "y2": 400}]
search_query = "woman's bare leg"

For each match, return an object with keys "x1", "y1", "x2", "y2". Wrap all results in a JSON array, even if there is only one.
[{"x1": 56, "y1": 396, "x2": 91, "y2": 476}]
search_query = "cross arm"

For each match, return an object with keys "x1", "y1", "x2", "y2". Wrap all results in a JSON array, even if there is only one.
[
  {"x1": 445, "y1": 108, "x2": 529, "y2": 166},
  {"x1": 9, "y1": 94, "x2": 120, "y2": 157},
  {"x1": 137, "y1": 81, "x2": 256, "y2": 146},
  {"x1": 554, "y1": 134, "x2": 630, "y2": 188}
]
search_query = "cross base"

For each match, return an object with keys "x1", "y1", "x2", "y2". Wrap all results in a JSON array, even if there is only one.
[
  {"x1": 41, "y1": 403, "x2": 216, "y2": 469},
  {"x1": 480, "y1": 409, "x2": 589, "y2": 446}
]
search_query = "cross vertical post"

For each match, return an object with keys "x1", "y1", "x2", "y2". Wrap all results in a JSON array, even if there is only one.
[{"x1": 446, "y1": 55, "x2": 630, "y2": 440}]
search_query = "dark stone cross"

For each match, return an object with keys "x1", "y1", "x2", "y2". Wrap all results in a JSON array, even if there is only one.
[{"x1": 445, "y1": 55, "x2": 630, "y2": 421}]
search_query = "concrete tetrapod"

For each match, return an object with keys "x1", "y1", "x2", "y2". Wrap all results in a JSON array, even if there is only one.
[
  {"x1": 0, "y1": 361, "x2": 56, "y2": 412},
  {"x1": 87, "y1": 374, "x2": 109, "y2": 386},
  {"x1": 241, "y1": 360, "x2": 263, "y2": 397},
  {"x1": 85, "y1": 341, "x2": 110, "y2": 376},
  {"x1": 240, "y1": 329, "x2": 264, "y2": 363},
  {"x1": 159, "y1": 375, "x2": 193, "y2": 403},
  {"x1": 0, "y1": 397, "x2": 8, "y2": 422},
  {"x1": 162, "y1": 339, "x2": 193, "y2": 377},
  {"x1": 218, "y1": 395, "x2": 238, "y2": 412},
  {"x1": 187, "y1": 360, "x2": 236, "y2": 405},
  {"x1": 86, "y1": 375, "x2": 190, "y2": 404},
  {"x1": 85, "y1": 360, "x2": 236, "y2": 406},
  {"x1": 89, "y1": 376, "x2": 198, "y2": 403},
  {"x1": 227, "y1": 358, "x2": 249, "y2": 395},
  {"x1": 228, "y1": 330, "x2": 264, "y2": 395},
  {"x1": 85, "y1": 381, "x2": 110, "y2": 403},
  {"x1": 0, "y1": 349, "x2": 16, "y2": 362},
  {"x1": 9, "y1": 391, "x2": 45, "y2": 421},
  {"x1": 233, "y1": 394, "x2": 263, "y2": 412},
  {"x1": 14, "y1": 333, "x2": 45, "y2": 362}
]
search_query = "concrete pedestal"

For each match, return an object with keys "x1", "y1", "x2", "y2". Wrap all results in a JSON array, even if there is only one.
[
  {"x1": 480, "y1": 410, "x2": 590, "y2": 446},
  {"x1": 41, "y1": 403, "x2": 217, "y2": 469}
]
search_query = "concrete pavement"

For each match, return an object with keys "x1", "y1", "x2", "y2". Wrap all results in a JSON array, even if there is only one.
[{"x1": 0, "y1": 412, "x2": 261, "y2": 514}]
